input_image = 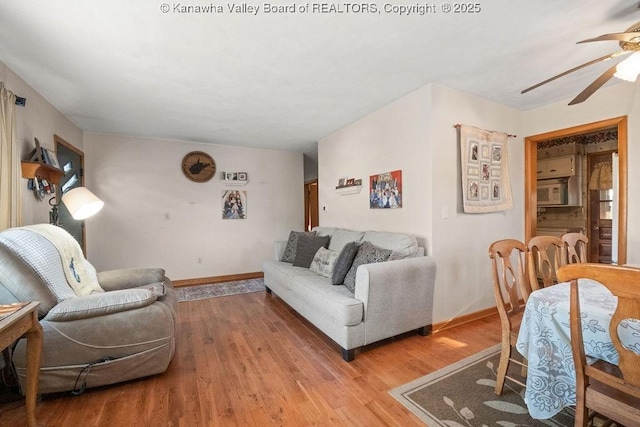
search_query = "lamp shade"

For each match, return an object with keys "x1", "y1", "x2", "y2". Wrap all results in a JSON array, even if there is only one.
[{"x1": 61, "y1": 187, "x2": 104, "y2": 220}]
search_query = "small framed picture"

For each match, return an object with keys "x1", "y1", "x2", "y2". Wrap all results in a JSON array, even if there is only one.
[
  {"x1": 225, "y1": 172, "x2": 237, "y2": 180},
  {"x1": 346, "y1": 178, "x2": 355, "y2": 186},
  {"x1": 354, "y1": 179, "x2": 362, "y2": 185},
  {"x1": 44, "y1": 149, "x2": 60, "y2": 168},
  {"x1": 338, "y1": 177, "x2": 346, "y2": 187},
  {"x1": 237, "y1": 172, "x2": 247, "y2": 181}
]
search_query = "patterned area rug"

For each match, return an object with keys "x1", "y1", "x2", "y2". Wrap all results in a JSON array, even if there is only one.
[
  {"x1": 175, "y1": 278, "x2": 265, "y2": 302},
  {"x1": 390, "y1": 344, "x2": 575, "y2": 426}
]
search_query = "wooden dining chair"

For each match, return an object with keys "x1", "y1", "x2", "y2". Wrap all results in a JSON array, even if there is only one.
[
  {"x1": 556, "y1": 263, "x2": 640, "y2": 427},
  {"x1": 488, "y1": 239, "x2": 529, "y2": 395},
  {"x1": 526, "y1": 235, "x2": 564, "y2": 292},
  {"x1": 562, "y1": 232, "x2": 588, "y2": 264}
]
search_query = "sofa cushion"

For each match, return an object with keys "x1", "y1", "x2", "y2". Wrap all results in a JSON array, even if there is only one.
[
  {"x1": 362, "y1": 230, "x2": 419, "y2": 260},
  {"x1": 309, "y1": 247, "x2": 340, "y2": 278},
  {"x1": 263, "y1": 261, "x2": 319, "y2": 292},
  {"x1": 312, "y1": 226, "x2": 336, "y2": 237},
  {"x1": 327, "y1": 229, "x2": 365, "y2": 253},
  {"x1": 343, "y1": 241, "x2": 392, "y2": 292},
  {"x1": 282, "y1": 230, "x2": 315, "y2": 263},
  {"x1": 293, "y1": 235, "x2": 331, "y2": 268},
  {"x1": 262, "y1": 260, "x2": 364, "y2": 326},
  {"x1": 332, "y1": 241, "x2": 359, "y2": 285},
  {"x1": 291, "y1": 274, "x2": 363, "y2": 326}
]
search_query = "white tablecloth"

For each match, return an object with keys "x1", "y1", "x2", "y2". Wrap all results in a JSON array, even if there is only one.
[{"x1": 515, "y1": 279, "x2": 640, "y2": 419}]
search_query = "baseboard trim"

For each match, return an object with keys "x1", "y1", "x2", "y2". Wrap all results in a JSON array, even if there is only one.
[
  {"x1": 174, "y1": 276, "x2": 499, "y2": 330},
  {"x1": 432, "y1": 306, "x2": 498, "y2": 333},
  {"x1": 173, "y1": 272, "x2": 264, "y2": 288}
]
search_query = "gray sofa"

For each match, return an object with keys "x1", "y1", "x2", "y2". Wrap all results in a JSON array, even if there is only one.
[
  {"x1": 0, "y1": 224, "x2": 176, "y2": 394},
  {"x1": 263, "y1": 226, "x2": 436, "y2": 361}
]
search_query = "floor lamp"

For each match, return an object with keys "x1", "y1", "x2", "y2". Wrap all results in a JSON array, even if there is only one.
[{"x1": 49, "y1": 187, "x2": 104, "y2": 225}]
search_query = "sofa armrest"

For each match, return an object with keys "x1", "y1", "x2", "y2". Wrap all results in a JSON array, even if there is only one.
[
  {"x1": 354, "y1": 256, "x2": 436, "y2": 343},
  {"x1": 44, "y1": 289, "x2": 157, "y2": 322},
  {"x1": 97, "y1": 268, "x2": 166, "y2": 291},
  {"x1": 273, "y1": 241, "x2": 287, "y2": 262}
]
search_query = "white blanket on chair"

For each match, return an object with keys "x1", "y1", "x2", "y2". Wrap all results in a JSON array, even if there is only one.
[{"x1": 19, "y1": 224, "x2": 103, "y2": 297}]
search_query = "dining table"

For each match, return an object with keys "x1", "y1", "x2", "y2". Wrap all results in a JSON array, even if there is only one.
[{"x1": 515, "y1": 278, "x2": 640, "y2": 420}]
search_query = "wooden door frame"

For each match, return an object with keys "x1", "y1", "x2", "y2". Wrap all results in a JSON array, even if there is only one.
[
  {"x1": 54, "y1": 135, "x2": 87, "y2": 253},
  {"x1": 304, "y1": 179, "x2": 318, "y2": 231},
  {"x1": 524, "y1": 116, "x2": 627, "y2": 264}
]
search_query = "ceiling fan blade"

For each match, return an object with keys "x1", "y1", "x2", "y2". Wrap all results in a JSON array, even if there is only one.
[
  {"x1": 521, "y1": 52, "x2": 627, "y2": 94},
  {"x1": 578, "y1": 32, "x2": 640, "y2": 44},
  {"x1": 568, "y1": 64, "x2": 618, "y2": 105}
]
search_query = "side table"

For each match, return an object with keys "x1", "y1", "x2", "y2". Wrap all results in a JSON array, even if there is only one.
[{"x1": 0, "y1": 302, "x2": 42, "y2": 427}]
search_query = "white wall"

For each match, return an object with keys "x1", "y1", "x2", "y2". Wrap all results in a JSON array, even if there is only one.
[
  {"x1": 0, "y1": 61, "x2": 84, "y2": 225},
  {"x1": 319, "y1": 84, "x2": 524, "y2": 323},
  {"x1": 84, "y1": 133, "x2": 304, "y2": 280},
  {"x1": 523, "y1": 82, "x2": 640, "y2": 264},
  {"x1": 428, "y1": 85, "x2": 524, "y2": 322},
  {"x1": 319, "y1": 86, "x2": 433, "y2": 248}
]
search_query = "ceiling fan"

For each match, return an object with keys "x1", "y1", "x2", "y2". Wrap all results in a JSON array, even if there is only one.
[{"x1": 522, "y1": 20, "x2": 640, "y2": 105}]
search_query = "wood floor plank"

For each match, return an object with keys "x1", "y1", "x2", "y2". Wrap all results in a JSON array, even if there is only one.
[{"x1": 0, "y1": 290, "x2": 502, "y2": 426}]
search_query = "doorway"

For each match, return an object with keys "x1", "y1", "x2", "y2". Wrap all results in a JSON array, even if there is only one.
[
  {"x1": 304, "y1": 180, "x2": 319, "y2": 231},
  {"x1": 587, "y1": 151, "x2": 616, "y2": 263},
  {"x1": 54, "y1": 135, "x2": 86, "y2": 253},
  {"x1": 525, "y1": 117, "x2": 627, "y2": 264}
]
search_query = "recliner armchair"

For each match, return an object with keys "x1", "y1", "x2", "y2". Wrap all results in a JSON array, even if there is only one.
[{"x1": 0, "y1": 224, "x2": 177, "y2": 394}]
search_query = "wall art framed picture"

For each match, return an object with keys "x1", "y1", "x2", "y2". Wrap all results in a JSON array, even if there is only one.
[
  {"x1": 222, "y1": 190, "x2": 246, "y2": 219},
  {"x1": 237, "y1": 172, "x2": 247, "y2": 181},
  {"x1": 369, "y1": 170, "x2": 402, "y2": 209}
]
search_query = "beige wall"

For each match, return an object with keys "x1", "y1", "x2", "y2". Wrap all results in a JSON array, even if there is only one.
[
  {"x1": 319, "y1": 84, "x2": 524, "y2": 323},
  {"x1": 83, "y1": 133, "x2": 304, "y2": 280},
  {"x1": 0, "y1": 61, "x2": 84, "y2": 226}
]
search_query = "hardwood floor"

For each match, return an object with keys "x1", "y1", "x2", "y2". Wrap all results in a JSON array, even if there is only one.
[{"x1": 0, "y1": 291, "x2": 502, "y2": 426}]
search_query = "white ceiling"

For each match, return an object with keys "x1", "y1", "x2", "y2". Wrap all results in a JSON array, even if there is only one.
[{"x1": 0, "y1": 1, "x2": 639, "y2": 158}]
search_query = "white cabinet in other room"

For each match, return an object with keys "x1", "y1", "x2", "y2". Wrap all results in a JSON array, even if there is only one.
[{"x1": 537, "y1": 155, "x2": 577, "y2": 179}]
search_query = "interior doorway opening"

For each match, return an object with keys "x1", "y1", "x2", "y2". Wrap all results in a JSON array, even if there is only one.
[
  {"x1": 304, "y1": 180, "x2": 319, "y2": 231},
  {"x1": 524, "y1": 117, "x2": 627, "y2": 265}
]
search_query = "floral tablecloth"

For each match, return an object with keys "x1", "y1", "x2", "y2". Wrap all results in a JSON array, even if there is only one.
[{"x1": 515, "y1": 279, "x2": 640, "y2": 419}]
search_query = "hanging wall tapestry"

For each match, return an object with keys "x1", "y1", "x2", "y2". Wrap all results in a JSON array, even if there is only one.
[{"x1": 459, "y1": 125, "x2": 513, "y2": 213}]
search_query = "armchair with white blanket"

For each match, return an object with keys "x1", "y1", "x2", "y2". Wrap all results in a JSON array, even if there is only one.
[{"x1": 0, "y1": 224, "x2": 177, "y2": 394}]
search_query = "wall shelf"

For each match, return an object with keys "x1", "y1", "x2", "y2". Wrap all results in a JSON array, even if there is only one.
[
  {"x1": 222, "y1": 180, "x2": 248, "y2": 187},
  {"x1": 21, "y1": 161, "x2": 64, "y2": 185},
  {"x1": 335, "y1": 185, "x2": 362, "y2": 195}
]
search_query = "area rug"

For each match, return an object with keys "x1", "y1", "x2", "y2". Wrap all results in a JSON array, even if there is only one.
[
  {"x1": 175, "y1": 278, "x2": 265, "y2": 302},
  {"x1": 390, "y1": 344, "x2": 575, "y2": 426}
]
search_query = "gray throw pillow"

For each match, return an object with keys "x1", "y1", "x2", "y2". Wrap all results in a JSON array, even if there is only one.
[
  {"x1": 282, "y1": 230, "x2": 315, "y2": 263},
  {"x1": 343, "y1": 241, "x2": 392, "y2": 292},
  {"x1": 292, "y1": 235, "x2": 331, "y2": 268},
  {"x1": 332, "y1": 241, "x2": 359, "y2": 285}
]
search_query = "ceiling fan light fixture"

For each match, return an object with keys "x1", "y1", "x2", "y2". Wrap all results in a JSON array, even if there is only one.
[{"x1": 614, "y1": 52, "x2": 640, "y2": 82}]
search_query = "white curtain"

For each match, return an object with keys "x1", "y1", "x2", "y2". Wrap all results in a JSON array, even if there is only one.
[{"x1": 0, "y1": 82, "x2": 22, "y2": 229}]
